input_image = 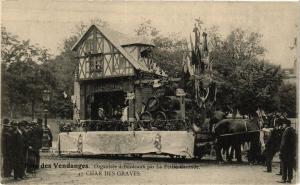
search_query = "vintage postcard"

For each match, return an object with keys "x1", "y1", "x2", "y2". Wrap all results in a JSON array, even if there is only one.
[{"x1": 1, "y1": 1, "x2": 299, "y2": 184}]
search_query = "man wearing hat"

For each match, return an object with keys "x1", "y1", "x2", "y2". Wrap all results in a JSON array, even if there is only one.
[
  {"x1": 98, "y1": 107, "x2": 106, "y2": 120},
  {"x1": 94, "y1": 107, "x2": 106, "y2": 131},
  {"x1": 277, "y1": 119, "x2": 296, "y2": 183},
  {"x1": 1, "y1": 119, "x2": 13, "y2": 177},
  {"x1": 18, "y1": 121, "x2": 31, "y2": 175},
  {"x1": 10, "y1": 121, "x2": 25, "y2": 179},
  {"x1": 26, "y1": 122, "x2": 37, "y2": 173},
  {"x1": 263, "y1": 121, "x2": 282, "y2": 172},
  {"x1": 33, "y1": 118, "x2": 43, "y2": 170}
]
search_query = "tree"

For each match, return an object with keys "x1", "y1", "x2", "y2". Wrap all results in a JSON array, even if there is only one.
[
  {"x1": 135, "y1": 20, "x2": 187, "y2": 77},
  {"x1": 135, "y1": 19, "x2": 286, "y2": 116},
  {"x1": 211, "y1": 28, "x2": 283, "y2": 116},
  {"x1": 135, "y1": 19, "x2": 159, "y2": 37},
  {"x1": 278, "y1": 83, "x2": 296, "y2": 117},
  {"x1": 1, "y1": 27, "x2": 54, "y2": 119}
]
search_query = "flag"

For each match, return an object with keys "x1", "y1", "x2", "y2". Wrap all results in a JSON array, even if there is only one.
[
  {"x1": 191, "y1": 50, "x2": 198, "y2": 66},
  {"x1": 186, "y1": 55, "x2": 194, "y2": 75},
  {"x1": 203, "y1": 32, "x2": 208, "y2": 53},
  {"x1": 196, "y1": 45, "x2": 202, "y2": 66}
]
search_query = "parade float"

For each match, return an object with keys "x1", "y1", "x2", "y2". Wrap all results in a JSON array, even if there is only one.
[{"x1": 58, "y1": 24, "x2": 218, "y2": 159}]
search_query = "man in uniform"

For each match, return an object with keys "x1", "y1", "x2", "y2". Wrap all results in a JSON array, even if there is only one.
[
  {"x1": 278, "y1": 119, "x2": 296, "y2": 183},
  {"x1": 1, "y1": 119, "x2": 13, "y2": 177}
]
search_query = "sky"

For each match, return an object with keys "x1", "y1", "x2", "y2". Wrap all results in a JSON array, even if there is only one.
[{"x1": 2, "y1": 0, "x2": 299, "y2": 68}]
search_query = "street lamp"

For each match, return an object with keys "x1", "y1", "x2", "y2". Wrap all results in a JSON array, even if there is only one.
[
  {"x1": 42, "y1": 90, "x2": 51, "y2": 127},
  {"x1": 42, "y1": 89, "x2": 51, "y2": 150}
]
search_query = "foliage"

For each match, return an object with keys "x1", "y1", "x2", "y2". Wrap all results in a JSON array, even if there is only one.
[
  {"x1": 135, "y1": 19, "x2": 159, "y2": 37},
  {"x1": 211, "y1": 28, "x2": 283, "y2": 115},
  {"x1": 135, "y1": 20, "x2": 187, "y2": 77},
  {"x1": 1, "y1": 27, "x2": 55, "y2": 118},
  {"x1": 151, "y1": 36, "x2": 187, "y2": 77},
  {"x1": 2, "y1": 18, "x2": 295, "y2": 119},
  {"x1": 135, "y1": 20, "x2": 289, "y2": 116},
  {"x1": 278, "y1": 83, "x2": 297, "y2": 117}
]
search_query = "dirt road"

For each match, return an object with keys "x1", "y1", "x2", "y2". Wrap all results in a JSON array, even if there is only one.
[{"x1": 2, "y1": 154, "x2": 294, "y2": 185}]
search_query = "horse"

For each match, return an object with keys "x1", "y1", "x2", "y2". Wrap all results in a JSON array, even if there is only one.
[{"x1": 212, "y1": 118, "x2": 261, "y2": 163}]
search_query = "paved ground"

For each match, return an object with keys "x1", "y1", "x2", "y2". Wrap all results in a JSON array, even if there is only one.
[{"x1": 1, "y1": 154, "x2": 297, "y2": 185}]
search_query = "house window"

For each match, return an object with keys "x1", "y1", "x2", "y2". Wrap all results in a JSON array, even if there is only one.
[
  {"x1": 139, "y1": 47, "x2": 153, "y2": 69},
  {"x1": 89, "y1": 55, "x2": 104, "y2": 72},
  {"x1": 140, "y1": 47, "x2": 151, "y2": 58}
]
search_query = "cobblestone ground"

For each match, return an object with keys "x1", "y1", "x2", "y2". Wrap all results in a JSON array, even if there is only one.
[{"x1": 1, "y1": 153, "x2": 297, "y2": 185}]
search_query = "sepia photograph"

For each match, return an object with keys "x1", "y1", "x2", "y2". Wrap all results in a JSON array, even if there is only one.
[{"x1": 1, "y1": 1, "x2": 299, "y2": 184}]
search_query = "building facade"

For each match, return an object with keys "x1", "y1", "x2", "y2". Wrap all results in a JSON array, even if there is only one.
[{"x1": 72, "y1": 25, "x2": 166, "y2": 121}]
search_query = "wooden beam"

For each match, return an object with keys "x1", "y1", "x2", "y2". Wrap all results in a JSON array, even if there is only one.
[
  {"x1": 78, "y1": 73, "x2": 134, "y2": 81},
  {"x1": 134, "y1": 77, "x2": 181, "y2": 85},
  {"x1": 75, "y1": 52, "x2": 119, "y2": 59}
]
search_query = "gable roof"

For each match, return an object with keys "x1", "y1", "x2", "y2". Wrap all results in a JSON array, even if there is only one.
[
  {"x1": 71, "y1": 25, "x2": 153, "y2": 72},
  {"x1": 100, "y1": 27, "x2": 154, "y2": 47}
]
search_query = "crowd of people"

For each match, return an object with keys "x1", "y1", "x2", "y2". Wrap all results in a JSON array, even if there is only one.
[
  {"x1": 2, "y1": 110, "x2": 296, "y2": 183},
  {"x1": 1, "y1": 118, "x2": 45, "y2": 180},
  {"x1": 262, "y1": 115, "x2": 297, "y2": 183}
]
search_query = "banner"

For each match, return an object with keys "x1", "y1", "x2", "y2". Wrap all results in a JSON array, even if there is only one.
[{"x1": 58, "y1": 131, "x2": 195, "y2": 158}]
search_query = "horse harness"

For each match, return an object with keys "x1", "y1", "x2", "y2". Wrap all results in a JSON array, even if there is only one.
[{"x1": 216, "y1": 119, "x2": 260, "y2": 137}]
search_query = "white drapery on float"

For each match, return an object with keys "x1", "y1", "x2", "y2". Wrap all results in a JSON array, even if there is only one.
[{"x1": 58, "y1": 131, "x2": 195, "y2": 158}]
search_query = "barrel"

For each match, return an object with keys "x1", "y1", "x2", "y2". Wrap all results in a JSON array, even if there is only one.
[
  {"x1": 140, "y1": 111, "x2": 153, "y2": 121},
  {"x1": 155, "y1": 111, "x2": 167, "y2": 120},
  {"x1": 167, "y1": 110, "x2": 182, "y2": 120}
]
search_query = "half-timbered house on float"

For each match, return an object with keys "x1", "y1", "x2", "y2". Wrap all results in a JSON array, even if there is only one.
[{"x1": 72, "y1": 25, "x2": 166, "y2": 121}]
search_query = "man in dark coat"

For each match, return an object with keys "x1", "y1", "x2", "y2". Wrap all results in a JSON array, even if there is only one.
[
  {"x1": 278, "y1": 120, "x2": 296, "y2": 183},
  {"x1": 45, "y1": 125, "x2": 53, "y2": 147},
  {"x1": 263, "y1": 123, "x2": 282, "y2": 172},
  {"x1": 19, "y1": 121, "x2": 30, "y2": 175},
  {"x1": 1, "y1": 119, "x2": 13, "y2": 177},
  {"x1": 33, "y1": 119, "x2": 44, "y2": 170},
  {"x1": 26, "y1": 123, "x2": 36, "y2": 173},
  {"x1": 11, "y1": 122, "x2": 25, "y2": 179}
]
